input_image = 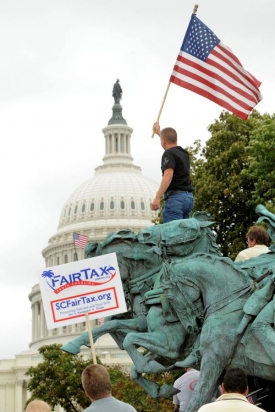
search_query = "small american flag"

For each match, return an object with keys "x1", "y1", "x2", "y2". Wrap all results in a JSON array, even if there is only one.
[
  {"x1": 170, "y1": 13, "x2": 262, "y2": 120},
  {"x1": 73, "y1": 233, "x2": 89, "y2": 249}
]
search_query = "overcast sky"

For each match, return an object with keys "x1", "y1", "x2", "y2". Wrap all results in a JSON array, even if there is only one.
[{"x1": 0, "y1": 0, "x2": 274, "y2": 359}]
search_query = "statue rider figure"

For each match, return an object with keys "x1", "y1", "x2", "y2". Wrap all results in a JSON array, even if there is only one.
[{"x1": 112, "y1": 79, "x2": 122, "y2": 104}]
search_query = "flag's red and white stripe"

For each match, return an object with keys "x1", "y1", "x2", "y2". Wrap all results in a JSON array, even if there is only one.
[
  {"x1": 73, "y1": 233, "x2": 89, "y2": 249},
  {"x1": 170, "y1": 42, "x2": 262, "y2": 120}
]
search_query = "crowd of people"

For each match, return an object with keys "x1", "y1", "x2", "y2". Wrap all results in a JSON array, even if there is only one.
[{"x1": 26, "y1": 365, "x2": 266, "y2": 412}]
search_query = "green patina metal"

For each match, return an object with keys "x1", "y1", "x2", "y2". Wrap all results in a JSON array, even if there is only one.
[{"x1": 61, "y1": 206, "x2": 275, "y2": 412}]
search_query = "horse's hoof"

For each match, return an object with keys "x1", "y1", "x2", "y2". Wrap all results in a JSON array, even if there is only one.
[
  {"x1": 61, "y1": 342, "x2": 80, "y2": 355},
  {"x1": 144, "y1": 360, "x2": 166, "y2": 374},
  {"x1": 159, "y1": 384, "x2": 179, "y2": 398},
  {"x1": 175, "y1": 353, "x2": 198, "y2": 368}
]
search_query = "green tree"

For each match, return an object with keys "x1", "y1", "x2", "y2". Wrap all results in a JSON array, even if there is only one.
[
  {"x1": 243, "y1": 113, "x2": 275, "y2": 213},
  {"x1": 152, "y1": 197, "x2": 164, "y2": 225},
  {"x1": 191, "y1": 110, "x2": 264, "y2": 259},
  {"x1": 25, "y1": 344, "x2": 91, "y2": 412},
  {"x1": 110, "y1": 367, "x2": 177, "y2": 412},
  {"x1": 25, "y1": 344, "x2": 177, "y2": 412}
]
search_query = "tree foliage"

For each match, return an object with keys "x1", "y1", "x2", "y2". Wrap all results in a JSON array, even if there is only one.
[
  {"x1": 190, "y1": 110, "x2": 275, "y2": 258},
  {"x1": 243, "y1": 113, "x2": 275, "y2": 213},
  {"x1": 25, "y1": 344, "x2": 91, "y2": 412},
  {"x1": 25, "y1": 344, "x2": 177, "y2": 412},
  {"x1": 152, "y1": 197, "x2": 164, "y2": 225}
]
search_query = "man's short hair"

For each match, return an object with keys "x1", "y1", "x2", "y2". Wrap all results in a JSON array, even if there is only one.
[
  {"x1": 223, "y1": 368, "x2": 247, "y2": 394},
  {"x1": 161, "y1": 127, "x2": 177, "y2": 144},
  {"x1": 246, "y1": 225, "x2": 269, "y2": 246},
  {"x1": 82, "y1": 364, "x2": 112, "y2": 400},
  {"x1": 25, "y1": 400, "x2": 51, "y2": 412}
]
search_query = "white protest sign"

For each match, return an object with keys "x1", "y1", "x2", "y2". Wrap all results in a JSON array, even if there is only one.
[{"x1": 39, "y1": 252, "x2": 127, "y2": 329}]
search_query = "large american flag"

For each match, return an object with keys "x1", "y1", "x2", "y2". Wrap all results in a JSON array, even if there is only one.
[
  {"x1": 170, "y1": 14, "x2": 262, "y2": 120},
  {"x1": 73, "y1": 233, "x2": 89, "y2": 249}
]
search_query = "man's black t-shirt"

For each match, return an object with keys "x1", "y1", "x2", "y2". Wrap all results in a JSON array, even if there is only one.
[{"x1": 161, "y1": 146, "x2": 193, "y2": 192}]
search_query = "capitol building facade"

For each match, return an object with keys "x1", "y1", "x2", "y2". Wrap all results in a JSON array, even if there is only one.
[{"x1": 0, "y1": 88, "x2": 158, "y2": 412}]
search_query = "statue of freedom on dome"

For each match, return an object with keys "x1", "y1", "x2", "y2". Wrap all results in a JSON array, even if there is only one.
[{"x1": 112, "y1": 79, "x2": 122, "y2": 104}]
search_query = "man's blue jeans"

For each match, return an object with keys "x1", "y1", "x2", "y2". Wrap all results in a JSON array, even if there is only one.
[{"x1": 162, "y1": 192, "x2": 194, "y2": 223}]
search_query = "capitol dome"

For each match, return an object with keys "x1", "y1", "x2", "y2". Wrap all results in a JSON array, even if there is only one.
[
  {"x1": 42, "y1": 100, "x2": 158, "y2": 266},
  {"x1": 28, "y1": 87, "x2": 158, "y2": 353},
  {"x1": 0, "y1": 82, "x2": 160, "y2": 412},
  {"x1": 57, "y1": 171, "x2": 158, "y2": 232}
]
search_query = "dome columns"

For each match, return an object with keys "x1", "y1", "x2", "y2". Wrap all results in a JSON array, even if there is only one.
[
  {"x1": 31, "y1": 301, "x2": 46, "y2": 341},
  {"x1": 102, "y1": 125, "x2": 133, "y2": 165}
]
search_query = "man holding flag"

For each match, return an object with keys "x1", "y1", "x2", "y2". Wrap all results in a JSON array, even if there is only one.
[
  {"x1": 151, "y1": 6, "x2": 262, "y2": 223},
  {"x1": 151, "y1": 122, "x2": 194, "y2": 223}
]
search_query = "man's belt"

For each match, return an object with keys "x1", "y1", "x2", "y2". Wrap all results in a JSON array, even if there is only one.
[{"x1": 164, "y1": 190, "x2": 193, "y2": 201}]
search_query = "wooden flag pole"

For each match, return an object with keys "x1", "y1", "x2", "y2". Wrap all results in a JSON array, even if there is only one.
[
  {"x1": 73, "y1": 233, "x2": 78, "y2": 261},
  {"x1": 151, "y1": 81, "x2": 171, "y2": 138},
  {"x1": 151, "y1": 4, "x2": 199, "y2": 138},
  {"x1": 85, "y1": 312, "x2": 97, "y2": 364}
]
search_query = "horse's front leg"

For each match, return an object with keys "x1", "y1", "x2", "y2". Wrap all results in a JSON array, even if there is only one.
[
  {"x1": 61, "y1": 315, "x2": 147, "y2": 354},
  {"x1": 130, "y1": 363, "x2": 179, "y2": 399},
  {"x1": 130, "y1": 365, "x2": 161, "y2": 399},
  {"x1": 186, "y1": 316, "x2": 240, "y2": 412},
  {"x1": 123, "y1": 332, "x2": 176, "y2": 374},
  {"x1": 186, "y1": 352, "x2": 224, "y2": 412},
  {"x1": 93, "y1": 314, "x2": 147, "y2": 342}
]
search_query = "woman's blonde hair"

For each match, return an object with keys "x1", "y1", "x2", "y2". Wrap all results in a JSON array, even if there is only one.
[{"x1": 25, "y1": 400, "x2": 51, "y2": 412}]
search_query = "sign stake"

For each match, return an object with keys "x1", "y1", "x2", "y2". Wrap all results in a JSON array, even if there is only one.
[{"x1": 85, "y1": 312, "x2": 97, "y2": 364}]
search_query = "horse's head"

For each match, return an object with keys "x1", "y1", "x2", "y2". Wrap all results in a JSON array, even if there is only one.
[
  {"x1": 138, "y1": 213, "x2": 220, "y2": 258},
  {"x1": 85, "y1": 241, "x2": 102, "y2": 258},
  {"x1": 102, "y1": 229, "x2": 137, "y2": 247},
  {"x1": 85, "y1": 230, "x2": 148, "y2": 282}
]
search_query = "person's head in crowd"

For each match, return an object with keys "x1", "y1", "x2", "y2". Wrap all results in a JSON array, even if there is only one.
[
  {"x1": 222, "y1": 368, "x2": 248, "y2": 395},
  {"x1": 82, "y1": 364, "x2": 112, "y2": 401},
  {"x1": 25, "y1": 400, "x2": 51, "y2": 412},
  {"x1": 246, "y1": 226, "x2": 269, "y2": 248}
]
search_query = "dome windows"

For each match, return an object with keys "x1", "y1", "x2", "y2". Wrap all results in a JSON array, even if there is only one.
[
  {"x1": 64, "y1": 255, "x2": 68, "y2": 264},
  {"x1": 57, "y1": 172, "x2": 159, "y2": 230},
  {"x1": 99, "y1": 200, "x2": 104, "y2": 211},
  {"x1": 110, "y1": 199, "x2": 115, "y2": 210}
]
